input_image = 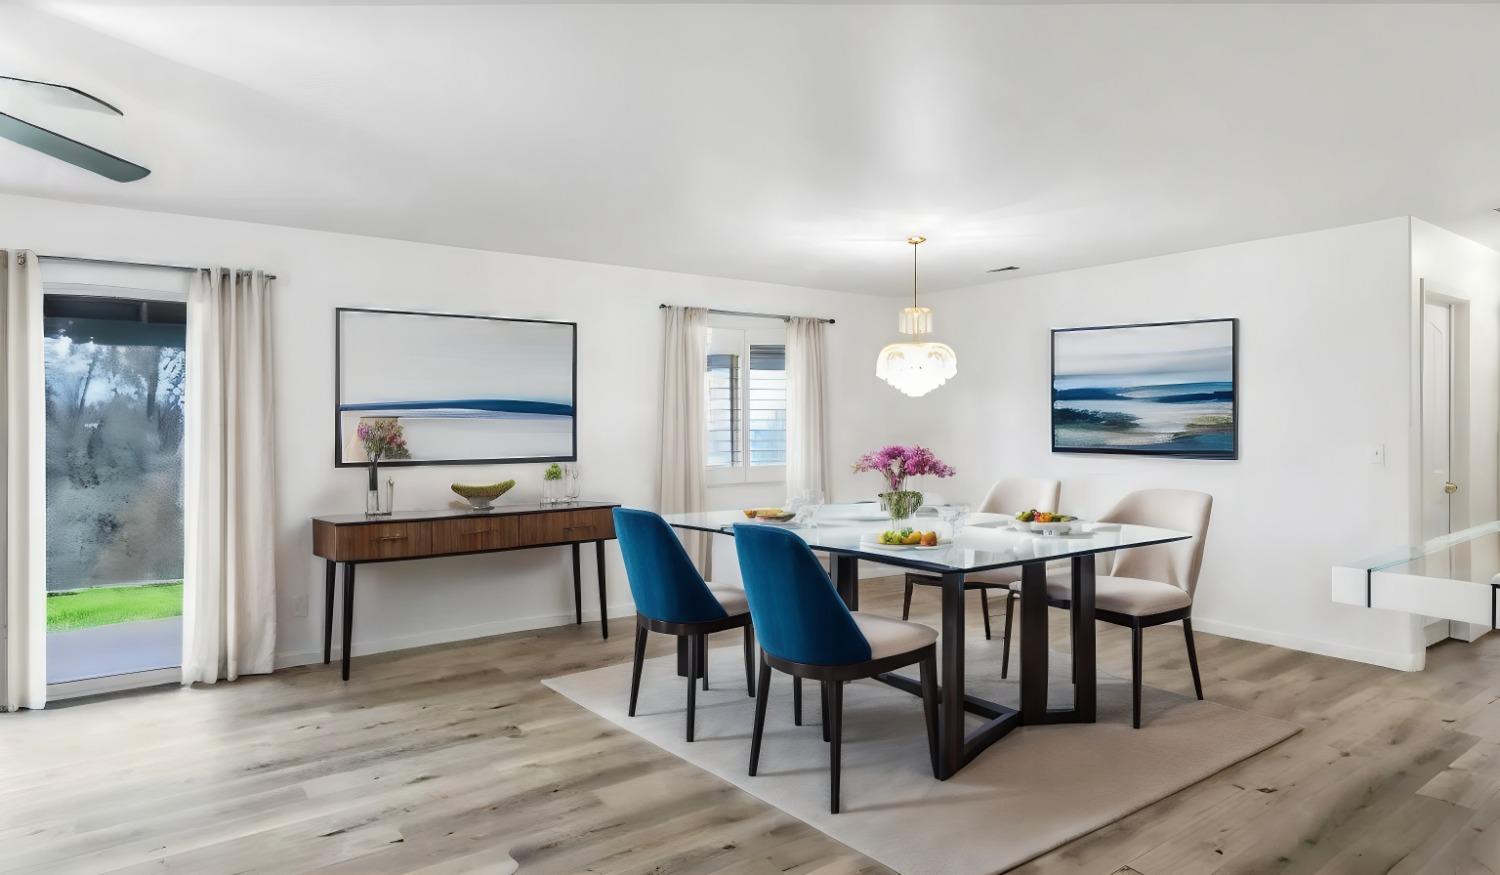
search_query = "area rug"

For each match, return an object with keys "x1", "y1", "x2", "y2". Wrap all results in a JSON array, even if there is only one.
[{"x1": 544, "y1": 640, "x2": 1298, "y2": 875}]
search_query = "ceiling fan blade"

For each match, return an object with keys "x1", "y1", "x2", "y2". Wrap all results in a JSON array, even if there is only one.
[
  {"x1": 0, "y1": 75, "x2": 122, "y2": 115},
  {"x1": 0, "y1": 111, "x2": 149, "y2": 182}
]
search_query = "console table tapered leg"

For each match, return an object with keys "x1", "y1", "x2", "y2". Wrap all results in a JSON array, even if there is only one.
[
  {"x1": 571, "y1": 543, "x2": 582, "y2": 626},
  {"x1": 596, "y1": 540, "x2": 608, "y2": 639},
  {"x1": 323, "y1": 560, "x2": 336, "y2": 665},
  {"x1": 341, "y1": 562, "x2": 357, "y2": 681}
]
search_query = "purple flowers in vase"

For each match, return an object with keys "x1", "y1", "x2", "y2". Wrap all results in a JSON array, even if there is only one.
[
  {"x1": 852, "y1": 444, "x2": 954, "y2": 522},
  {"x1": 357, "y1": 417, "x2": 409, "y2": 515}
]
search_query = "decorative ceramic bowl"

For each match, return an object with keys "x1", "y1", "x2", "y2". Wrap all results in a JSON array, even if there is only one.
[{"x1": 451, "y1": 480, "x2": 515, "y2": 511}]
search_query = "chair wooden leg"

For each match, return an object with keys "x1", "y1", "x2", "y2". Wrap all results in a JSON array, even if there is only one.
[
  {"x1": 628, "y1": 623, "x2": 647, "y2": 717},
  {"x1": 828, "y1": 680, "x2": 844, "y2": 814},
  {"x1": 1001, "y1": 592, "x2": 1015, "y2": 680},
  {"x1": 1184, "y1": 618, "x2": 1204, "y2": 700},
  {"x1": 685, "y1": 633, "x2": 699, "y2": 741},
  {"x1": 700, "y1": 634, "x2": 709, "y2": 691},
  {"x1": 902, "y1": 576, "x2": 914, "y2": 621},
  {"x1": 920, "y1": 650, "x2": 939, "y2": 779},
  {"x1": 793, "y1": 676, "x2": 803, "y2": 725},
  {"x1": 981, "y1": 588, "x2": 993, "y2": 640},
  {"x1": 749, "y1": 655, "x2": 772, "y2": 776},
  {"x1": 743, "y1": 624, "x2": 756, "y2": 697},
  {"x1": 821, "y1": 680, "x2": 831, "y2": 743},
  {"x1": 1131, "y1": 624, "x2": 1143, "y2": 729}
]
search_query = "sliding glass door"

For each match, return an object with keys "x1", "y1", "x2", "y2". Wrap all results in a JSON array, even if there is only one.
[{"x1": 42, "y1": 294, "x2": 186, "y2": 685}]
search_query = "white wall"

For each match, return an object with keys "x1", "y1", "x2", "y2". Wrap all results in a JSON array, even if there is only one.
[
  {"x1": 0, "y1": 193, "x2": 900, "y2": 668},
  {"x1": 917, "y1": 218, "x2": 1427, "y2": 670}
]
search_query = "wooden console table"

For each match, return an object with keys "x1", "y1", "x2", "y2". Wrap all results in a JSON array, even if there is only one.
[{"x1": 311, "y1": 500, "x2": 619, "y2": 680}]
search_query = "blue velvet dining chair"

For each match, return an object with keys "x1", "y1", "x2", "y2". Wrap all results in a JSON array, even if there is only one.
[
  {"x1": 614, "y1": 508, "x2": 755, "y2": 742},
  {"x1": 733, "y1": 523, "x2": 940, "y2": 814}
]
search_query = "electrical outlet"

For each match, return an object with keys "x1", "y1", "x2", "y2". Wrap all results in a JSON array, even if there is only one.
[
  {"x1": 291, "y1": 594, "x2": 309, "y2": 617},
  {"x1": 1367, "y1": 443, "x2": 1385, "y2": 465}
]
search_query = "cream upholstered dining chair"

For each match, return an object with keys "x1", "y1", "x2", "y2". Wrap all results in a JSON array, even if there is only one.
[
  {"x1": 1007, "y1": 488, "x2": 1213, "y2": 728},
  {"x1": 902, "y1": 477, "x2": 1061, "y2": 678}
]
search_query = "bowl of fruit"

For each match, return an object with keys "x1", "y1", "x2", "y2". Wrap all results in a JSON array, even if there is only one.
[
  {"x1": 863, "y1": 527, "x2": 948, "y2": 550},
  {"x1": 743, "y1": 507, "x2": 797, "y2": 524},
  {"x1": 1012, "y1": 509, "x2": 1081, "y2": 536}
]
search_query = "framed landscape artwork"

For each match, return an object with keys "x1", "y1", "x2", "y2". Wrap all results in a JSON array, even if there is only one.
[
  {"x1": 1051, "y1": 318, "x2": 1238, "y2": 459},
  {"x1": 335, "y1": 307, "x2": 577, "y2": 467}
]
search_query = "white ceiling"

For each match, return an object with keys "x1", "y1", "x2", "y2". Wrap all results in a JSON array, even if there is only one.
[{"x1": 4, "y1": 1, "x2": 1500, "y2": 295}]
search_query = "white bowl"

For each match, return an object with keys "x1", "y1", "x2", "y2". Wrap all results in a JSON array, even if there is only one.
[{"x1": 1030, "y1": 521, "x2": 1079, "y2": 536}]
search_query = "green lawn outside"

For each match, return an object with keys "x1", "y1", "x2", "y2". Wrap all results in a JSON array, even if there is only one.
[{"x1": 47, "y1": 582, "x2": 184, "y2": 632}]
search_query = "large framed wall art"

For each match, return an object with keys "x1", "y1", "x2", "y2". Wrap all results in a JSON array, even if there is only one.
[
  {"x1": 1051, "y1": 318, "x2": 1238, "y2": 460},
  {"x1": 335, "y1": 307, "x2": 577, "y2": 467}
]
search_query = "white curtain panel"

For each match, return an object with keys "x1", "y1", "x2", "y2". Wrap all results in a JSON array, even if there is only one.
[
  {"x1": 657, "y1": 306, "x2": 712, "y2": 575},
  {"x1": 182, "y1": 268, "x2": 277, "y2": 685},
  {"x1": 1, "y1": 251, "x2": 46, "y2": 711},
  {"x1": 785, "y1": 316, "x2": 831, "y2": 501}
]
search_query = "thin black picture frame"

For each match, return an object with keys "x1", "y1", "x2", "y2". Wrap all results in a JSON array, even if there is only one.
[
  {"x1": 333, "y1": 306, "x2": 579, "y2": 468},
  {"x1": 1050, "y1": 317, "x2": 1239, "y2": 460}
]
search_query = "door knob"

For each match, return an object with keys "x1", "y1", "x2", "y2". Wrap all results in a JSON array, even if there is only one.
[{"x1": 1445, "y1": 481, "x2": 1459, "y2": 494}]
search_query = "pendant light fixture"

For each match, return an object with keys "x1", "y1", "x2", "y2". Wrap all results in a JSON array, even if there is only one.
[{"x1": 875, "y1": 235, "x2": 957, "y2": 397}]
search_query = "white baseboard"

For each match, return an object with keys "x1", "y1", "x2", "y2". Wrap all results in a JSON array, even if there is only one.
[
  {"x1": 274, "y1": 601, "x2": 639, "y2": 670},
  {"x1": 1191, "y1": 616, "x2": 1424, "y2": 672}
]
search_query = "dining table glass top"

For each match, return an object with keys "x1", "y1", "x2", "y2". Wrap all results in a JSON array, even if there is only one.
[{"x1": 661, "y1": 504, "x2": 1190, "y2": 574}]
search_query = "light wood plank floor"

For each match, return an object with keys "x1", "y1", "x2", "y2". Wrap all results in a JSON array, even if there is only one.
[{"x1": 4, "y1": 576, "x2": 1499, "y2": 875}]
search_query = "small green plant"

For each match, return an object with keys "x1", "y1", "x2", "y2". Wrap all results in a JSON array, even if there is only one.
[{"x1": 543, "y1": 463, "x2": 564, "y2": 481}]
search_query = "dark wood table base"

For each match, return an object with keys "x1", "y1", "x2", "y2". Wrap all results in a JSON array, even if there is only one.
[
  {"x1": 669, "y1": 551, "x2": 1099, "y2": 779},
  {"x1": 863, "y1": 555, "x2": 1096, "y2": 778}
]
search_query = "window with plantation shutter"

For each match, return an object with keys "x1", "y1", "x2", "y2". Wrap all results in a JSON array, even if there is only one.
[
  {"x1": 705, "y1": 352, "x2": 739, "y2": 467},
  {"x1": 704, "y1": 319, "x2": 787, "y2": 484},
  {"x1": 747, "y1": 344, "x2": 786, "y2": 466}
]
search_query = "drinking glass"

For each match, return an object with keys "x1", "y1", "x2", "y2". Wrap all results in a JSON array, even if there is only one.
[
  {"x1": 565, "y1": 464, "x2": 581, "y2": 501},
  {"x1": 938, "y1": 504, "x2": 970, "y2": 541},
  {"x1": 795, "y1": 488, "x2": 825, "y2": 526}
]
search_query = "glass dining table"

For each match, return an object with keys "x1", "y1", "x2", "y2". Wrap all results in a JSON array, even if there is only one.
[{"x1": 662, "y1": 505, "x2": 1191, "y2": 779}]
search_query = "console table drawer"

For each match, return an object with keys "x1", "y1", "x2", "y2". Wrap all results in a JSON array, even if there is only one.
[
  {"x1": 337, "y1": 522, "x2": 433, "y2": 561},
  {"x1": 518, "y1": 508, "x2": 615, "y2": 545},
  {"x1": 431, "y1": 516, "x2": 520, "y2": 554}
]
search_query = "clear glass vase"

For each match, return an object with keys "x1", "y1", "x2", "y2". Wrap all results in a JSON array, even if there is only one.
[
  {"x1": 879, "y1": 489, "x2": 924, "y2": 524},
  {"x1": 365, "y1": 462, "x2": 393, "y2": 516}
]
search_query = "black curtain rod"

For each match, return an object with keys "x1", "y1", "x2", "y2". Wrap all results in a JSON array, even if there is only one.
[
  {"x1": 658, "y1": 303, "x2": 834, "y2": 324},
  {"x1": 37, "y1": 253, "x2": 277, "y2": 281}
]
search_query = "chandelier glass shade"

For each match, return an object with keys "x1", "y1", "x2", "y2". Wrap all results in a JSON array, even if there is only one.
[
  {"x1": 875, "y1": 339, "x2": 958, "y2": 397},
  {"x1": 875, "y1": 236, "x2": 957, "y2": 397}
]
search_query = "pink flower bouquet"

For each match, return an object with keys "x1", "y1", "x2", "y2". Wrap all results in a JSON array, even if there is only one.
[{"x1": 852, "y1": 445, "x2": 954, "y2": 522}]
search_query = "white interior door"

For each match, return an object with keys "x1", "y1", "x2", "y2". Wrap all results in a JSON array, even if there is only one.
[
  {"x1": 1422, "y1": 301, "x2": 1454, "y2": 644},
  {"x1": 1422, "y1": 302, "x2": 1454, "y2": 542}
]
